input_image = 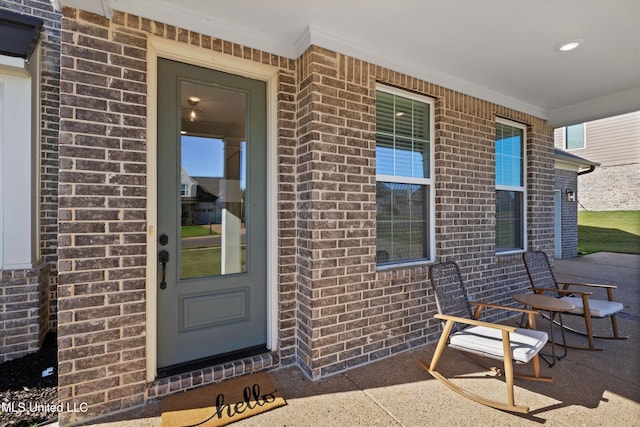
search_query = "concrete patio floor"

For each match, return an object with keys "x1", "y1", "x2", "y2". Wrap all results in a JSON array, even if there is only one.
[{"x1": 74, "y1": 252, "x2": 640, "y2": 426}]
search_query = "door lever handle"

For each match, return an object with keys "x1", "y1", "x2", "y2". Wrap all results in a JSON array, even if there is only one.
[{"x1": 158, "y1": 250, "x2": 169, "y2": 289}]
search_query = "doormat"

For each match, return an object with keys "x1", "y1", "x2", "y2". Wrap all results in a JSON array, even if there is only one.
[{"x1": 161, "y1": 372, "x2": 286, "y2": 427}]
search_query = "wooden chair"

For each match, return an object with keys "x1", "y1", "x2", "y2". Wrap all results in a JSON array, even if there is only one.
[
  {"x1": 419, "y1": 261, "x2": 551, "y2": 413},
  {"x1": 522, "y1": 251, "x2": 626, "y2": 351}
]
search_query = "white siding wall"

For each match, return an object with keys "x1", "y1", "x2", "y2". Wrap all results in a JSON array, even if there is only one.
[
  {"x1": 555, "y1": 111, "x2": 640, "y2": 211},
  {"x1": 555, "y1": 110, "x2": 640, "y2": 166}
]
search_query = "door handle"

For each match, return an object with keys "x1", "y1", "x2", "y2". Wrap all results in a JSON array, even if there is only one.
[{"x1": 158, "y1": 250, "x2": 169, "y2": 289}]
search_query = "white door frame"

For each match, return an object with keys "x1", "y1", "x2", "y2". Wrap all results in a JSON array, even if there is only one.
[{"x1": 145, "y1": 36, "x2": 279, "y2": 382}]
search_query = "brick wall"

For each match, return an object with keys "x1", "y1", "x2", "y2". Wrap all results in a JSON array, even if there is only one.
[
  {"x1": 0, "y1": 265, "x2": 50, "y2": 363},
  {"x1": 276, "y1": 67, "x2": 299, "y2": 367},
  {"x1": 293, "y1": 47, "x2": 555, "y2": 379},
  {"x1": 57, "y1": 8, "x2": 555, "y2": 424},
  {"x1": 1, "y1": 0, "x2": 62, "y2": 329},
  {"x1": 57, "y1": 8, "x2": 297, "y2": 424},
  {"x1": 0, "y1": 0, "x2": 60, "y2": 358},
  {"x1": 57, "y1": 9, "x2": 150, "y2": 423},
  {"x1": 555, "y1": 169, "x2": 578, "y2": 258},
  {"x1": 37, "y1": 0, "x2": 63, "y2": 330},
  {"x1": 295, "y1": 47, "x2": 378, "y2": 378},
  {"x1": 578, "y1": 163, "x2": 640, "y2": 211},
  {"x1": 527, "y1": 124, "x2": 556, "y2": 256}
]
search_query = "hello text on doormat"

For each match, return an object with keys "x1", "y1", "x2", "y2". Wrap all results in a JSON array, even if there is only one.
[{"x1": 161, "y1": 372, "x2": 286, "y2": 427}]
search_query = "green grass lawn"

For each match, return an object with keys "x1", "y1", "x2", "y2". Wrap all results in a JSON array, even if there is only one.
[
  {"x1": 578, "y1": 210, "x2": 640, "y2": 255},
  {"x1": 181, "y1": 246, "x2": 246, "y2": 278},
  {"x1": 181, "y1": 225, "x2": 219, "y2": 238}
]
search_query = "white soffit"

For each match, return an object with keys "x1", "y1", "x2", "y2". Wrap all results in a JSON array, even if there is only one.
[{"x1": 56, "y1": 0, "x2": 640, "y2": 127}]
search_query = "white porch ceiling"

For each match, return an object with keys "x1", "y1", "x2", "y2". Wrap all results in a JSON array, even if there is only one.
[{"x1": 57, "y1": 0, "x2": 640, "y2": 127}]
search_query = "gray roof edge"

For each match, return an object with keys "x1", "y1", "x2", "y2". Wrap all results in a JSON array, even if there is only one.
[{"x1": 554, "y1": 148, "x2": 600, "y2": 168}]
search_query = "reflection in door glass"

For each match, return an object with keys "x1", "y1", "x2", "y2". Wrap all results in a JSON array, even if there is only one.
[{"x1": 179, "y1": 81, "x2": 247, "y2": 279}]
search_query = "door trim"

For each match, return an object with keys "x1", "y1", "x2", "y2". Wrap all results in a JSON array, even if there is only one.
[{"x1": 146, "y1": 36, "x2": 279, "y2": 382}]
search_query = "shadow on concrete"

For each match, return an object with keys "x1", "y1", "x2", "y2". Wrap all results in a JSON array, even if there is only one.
[{"x1": 73, "y1": 253, "x2": 640, "y2": 426}]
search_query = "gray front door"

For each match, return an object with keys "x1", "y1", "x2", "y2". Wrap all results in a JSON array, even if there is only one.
[{"x1": 157, "y1": 58, "x2": 267, "y2": 369}]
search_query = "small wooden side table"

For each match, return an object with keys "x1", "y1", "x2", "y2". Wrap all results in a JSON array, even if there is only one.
[{"x1": 513, "y1": 293, "x2": 575, "y2": 367}]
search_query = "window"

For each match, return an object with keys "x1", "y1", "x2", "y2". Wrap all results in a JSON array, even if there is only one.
[
  {"x1": 0, "y1": 48, "x2": 41, "y2": 269},
  {"x1": 565, "y1": 123, "x2": 585, "y2": 150},
  {"x1": 375, "y1": 85, "x2": 434, "y2": 266},
  {"x1": 1, "y1": 10, "x2": 44, "y2": 269},
  {"x1": 495, "y1": 119, "x2": 526, "y2": 253}
]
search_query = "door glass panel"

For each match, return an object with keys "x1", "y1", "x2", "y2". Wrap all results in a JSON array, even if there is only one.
[{"x1": 179, "y1": 81, "x2": 247, "y2": 279}]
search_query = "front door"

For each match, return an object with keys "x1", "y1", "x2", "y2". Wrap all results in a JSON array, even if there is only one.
[{"x1": 157, "y1": 58, "x2": 267, "y2": 370}]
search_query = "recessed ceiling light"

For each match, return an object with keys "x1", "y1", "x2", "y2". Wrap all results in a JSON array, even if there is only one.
[{"x1": 558, "y1": 39, "x2": 583, "y2": 52}]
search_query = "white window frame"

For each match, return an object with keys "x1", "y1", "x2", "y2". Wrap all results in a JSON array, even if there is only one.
[
  {"x1": 564, "y1": 123, "x2": 586, "y2": 150},
  {"x1": 495, "y1": 117, "x2": 527, "y2": 254},
  {"x1": 375, "y1": 84, "x2": 435, "y2": 268},
  {"x1": 0, "y1": 48, "x2": 41, "y2": 269}
]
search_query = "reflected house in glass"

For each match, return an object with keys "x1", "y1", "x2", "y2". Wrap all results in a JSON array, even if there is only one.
[
  {"x1": 376, "y1": 182, "x2": 427, "y2": 264},
  {"x1": 180, "y1": 168, "x2": 223, "y2": 226},
  {"x1": 180, "y1": 167, "x2": 199, "y2": 225},
  {"x1": 191, "y1": 176, "x2": 223, "y2": 225}
]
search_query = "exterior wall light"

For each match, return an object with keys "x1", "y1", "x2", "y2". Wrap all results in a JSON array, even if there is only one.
[{"x1": 566, "y1": 189, "x2": 575, "y2": 202}]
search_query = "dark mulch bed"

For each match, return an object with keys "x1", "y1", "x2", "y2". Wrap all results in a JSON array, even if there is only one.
[{"x1": 0, "y1": 334, "x2": 58, "y2": 427}]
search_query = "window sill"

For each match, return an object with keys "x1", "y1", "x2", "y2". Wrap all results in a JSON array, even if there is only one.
[
  {"x1": 495, "y1": 249, "x2": 525, "y2": 256},
  {"x1": 376, "y1": 259, "x2": 433, "y2": 271}
]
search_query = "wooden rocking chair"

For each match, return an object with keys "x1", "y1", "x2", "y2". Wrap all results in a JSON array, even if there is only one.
[
  {"x1": 522, "y1": 251, "x2": 626, "y2": 351},
  {"x1": 419, "y1": 261, "x2": 551, "y2": 413}
]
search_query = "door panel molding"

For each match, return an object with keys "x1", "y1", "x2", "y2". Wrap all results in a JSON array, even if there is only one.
[
  {"x1": 146, "y1": 36, "x2": 279, "y2": 382},
  {"x1": 180, "y1": 288, "x2": 248, "y2": 331}
]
